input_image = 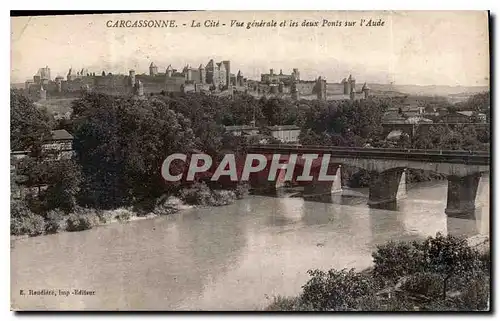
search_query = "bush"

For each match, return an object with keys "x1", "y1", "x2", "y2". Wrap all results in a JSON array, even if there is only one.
[
  {"x1": 178, "y1": 182, "x2": 214, "y2": 205},
  {"x1": 11, "y1": 213, "x2": 45, "y2": 236},
  {"x1": 300, "y1": 268, "x2": 376, "y2": 311},
  {"x1": 447, "y1": 272, "x2": 490, "y2": 311},
  {"x1": 132, "y1": 198, "x2": 157, "y2": 216},
  {"x1": 45, "y1": 209, "x2": 66, "y2": 234},
  {"x1": 178, "y1": 182, "x2": 237, "y2": 206},
  {"x1": 233, "y1": 182, "x2": 249, "y2": 199},
  {"x1": 265, "y1": 296, "x2": 315, "y2": 311},
  {"x1": 400, "y1": 272, "x2": 443, "y2": 298},
  {"x1": 11, "y1": 200, "x2": 32, "y2": 219},
  {"x1": 477, "y1": 251, "x2": 490, "y2": 273},
  {"x1": 65, "y1": 209, "x2": 98, "y2": 232},
  {"x1": 96, "y1": 210, "x2": 115, "y2": 224},
  {"x1": 115, "y1": 210, "x2": 132, "y2": 222},
  {"x1": 211, "y1": 190, "x2": 236, "y2": 206},
  {"x1": 372, "y1": 240, "x2": 426, "y2": 281},
  {"x1": 154, "y1": 197, "x2": 183, "y2": 216}
]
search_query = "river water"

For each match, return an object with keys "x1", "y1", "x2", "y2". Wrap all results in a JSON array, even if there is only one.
[{"x1": 11, "y1": 176, "x2": 489, "y2": 311}]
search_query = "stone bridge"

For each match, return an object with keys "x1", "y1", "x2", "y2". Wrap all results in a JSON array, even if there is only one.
[
  {"x1": 246, "y1": 144, "x2": 490, "y2": 218},
  {"x1": 382, "y1": 122, "x2": 489, "y2": 139}
]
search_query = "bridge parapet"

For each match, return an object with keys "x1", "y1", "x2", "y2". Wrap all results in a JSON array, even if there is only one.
[{"x1": 247, "y1": 145, "x2": 490, "y2": 176}]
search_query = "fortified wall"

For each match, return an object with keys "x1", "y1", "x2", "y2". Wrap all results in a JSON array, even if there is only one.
[
  {"x1": 23, "y1": 64, "x2": 370, "y2": 102},
  {"x1": 24, "y1": 60, "x2": 247, "y2": 100}
]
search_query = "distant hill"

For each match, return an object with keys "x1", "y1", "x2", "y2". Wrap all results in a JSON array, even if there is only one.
[
  {"x1": 367, "y1": 84, "x2": 489, "y2": 97},
  {"x1": 10, "y1": 83, "x2": 24, "y2": 90}
]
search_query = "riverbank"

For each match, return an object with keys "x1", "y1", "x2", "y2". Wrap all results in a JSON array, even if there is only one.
[
  {"x1": 11, "y1": 182, "x2": 249, "y2": 239},
  {"x1": 10, "y1": 196, "x2": 191, "y2": 241}
]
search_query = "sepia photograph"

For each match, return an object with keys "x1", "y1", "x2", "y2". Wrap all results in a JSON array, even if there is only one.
[{"x1": 10, "y1": 10, "x2": 490, "y2": 311}]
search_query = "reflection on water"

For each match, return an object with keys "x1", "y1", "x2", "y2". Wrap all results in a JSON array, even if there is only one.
[{"x1": 11, "y1": 177, "x2": 489, "y2": 311}]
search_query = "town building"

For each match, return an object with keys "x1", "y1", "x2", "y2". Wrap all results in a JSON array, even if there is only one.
[
  {"x1": 438, "y1": 111, "x2": 474, "y2": 123},
  {"x1": 260, "y1": 68, "x2": 300, "y2": 84},
  {"x1": 266, "y1": 125, "x2": 301, "y2": 143},
  {"x1": 224, "y1": 125, "x2": 260, "y2": 136}
]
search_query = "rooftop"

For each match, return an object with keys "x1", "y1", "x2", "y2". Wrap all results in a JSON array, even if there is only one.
[
  {"x1": 457, "y1": 111, "x2": 475, "y2": 117},
  {"x1": 224, "y1": 125, "x2": 259, "y2": 131},
  {"x1": 50, "y1": 129, "x2": 73, "y2": 141},
  {"x1": 266, "y1": 125, "x2": 301, "y2": 131}
]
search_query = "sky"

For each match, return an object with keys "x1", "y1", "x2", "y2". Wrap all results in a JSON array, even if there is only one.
[{"x1": 11, "y1": 11, "x2": 490, "y2": 86}]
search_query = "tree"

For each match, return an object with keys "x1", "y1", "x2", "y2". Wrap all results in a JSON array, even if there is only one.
[
  {"x1": 295, "y1": 98, "x2": 389, "y2": 147},
  {"x1": 456, "y1": 91, "x2": 490, "y2": 113},
  {"x1": 422, "y1": 233, "x2": 478, "y2": 299},
  {"x1": 10, "y1": 90, "x2": 52, "y2": 151},
  {"x1": 301, "y1": 268, "x2": 375, "y2": 311},
  {"x1": 71, "y1": 93, "x2": 197, "y2": 209},
  {"x1": 15, "y1": 157, "x2": 81, "y2": 213}
]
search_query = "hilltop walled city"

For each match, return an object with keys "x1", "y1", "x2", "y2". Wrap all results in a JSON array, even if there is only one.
[{"x1": 23, "y1": 59, "x2": 371, "y2": 102}]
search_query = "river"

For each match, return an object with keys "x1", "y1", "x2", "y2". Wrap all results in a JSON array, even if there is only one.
[{"x1": 11, "y1": 176, "x2": 489, "y2": 311}]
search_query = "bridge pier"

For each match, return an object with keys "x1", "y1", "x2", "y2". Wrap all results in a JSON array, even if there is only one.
[
  {"x1": 249, "y1": 168, "x2": 286, "y2": 194},
  {"x1": 445, "y1": 173, "x2": 481, "y2": 218},
  {"x1": 368, "y1": 168, "x2": 407, "y2": 209},
  {"x1": 303, "y1": 165, "x2": 342, "y2": 196}
]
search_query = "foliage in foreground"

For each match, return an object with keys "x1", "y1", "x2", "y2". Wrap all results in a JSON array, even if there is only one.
[
  {"x1": 178, "y1": 181, "x2": 238, "y2": 206},
  {"x1": 266, "y1": 233, "x2": 490, "y2": 311}
]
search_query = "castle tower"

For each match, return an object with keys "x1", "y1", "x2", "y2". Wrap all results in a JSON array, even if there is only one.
[
  {"x1": 39, "y1": 85, "x2": 46, "y2": 100},
  {"x1": 135, "y1": 80, "x2": 144, "y2": 96},
  {"x1": 67, "y1": 68, "x2": 76, "y2": 81},
  {"x1": 185, "y1": 65, "x2": 193, "y2": 81},
  {"x1": 236, "y1": 70, "x2": 245, "y2": 87},
  {"x1": 316, "y1": 76, "x2": 327, "y2": 101},
  {"x1": 278, "y1": 81, "x2": 284, "y2": 93},
  {"x1": 205, "y1": 59, "x2": 214, "y2": 84},
  {"x1": 342, "y1": 78, "x2": 349, "y2": 95},
  {"x1": 149, "y1": 62, "x2": 158, "y2": 76},
  {"x1": 350, "y1": 86, "x2": 355, "y2": 101},
  {"x1": 222, "y1": 60, "x2": 231, "y2": 89},
  {"x1": 198, "y1": 64, "x2": 205, "y2": 84},
  {"x1": 129, "y1": 70, "x2": 136, "y2": 86},
  {"x1": 291, "y1": 81, "x2": 299, "y2": 100},
  {"x1": 362, "y1": 82, "x2": 370, "y2": 99},
  {"x1": 349, "y1": 74, "x2": 356, "y2": 93},
  {"x1": 55, "y1": 76, "x2": 63, "y2": 93},
  {"x1": 270, "y1": 84, "x2": 278, "y2": 94},
  {"x1": 79, "y1": 68, "x2": 88, "y2": 79},
  {"x1": 270, "y1": 68, "x2": 274, "y2": 76},
  {"x1": 42, "y1": 66, "x2": 51, "y2": 81},
  {"x1": 292, "y1": 68, "x2": 300, "y2": 81},
  {"x1": 166, "y1": 65, "x2": 174, "y2": 78}
]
